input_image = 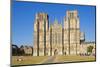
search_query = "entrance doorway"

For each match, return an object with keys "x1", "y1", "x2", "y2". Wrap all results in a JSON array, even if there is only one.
[{"x1": 54, "y1": 49, "x2": 58, "y2": 55}]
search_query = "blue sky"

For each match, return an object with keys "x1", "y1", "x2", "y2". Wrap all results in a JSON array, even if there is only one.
[{"x1": 12, "y1": 1, "x2": 96, "y2": 46}]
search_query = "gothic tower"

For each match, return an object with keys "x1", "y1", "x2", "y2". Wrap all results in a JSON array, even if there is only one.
[
  {"x1": 64, "y1": 10, "x2": 80, "y2": 55},
  {"x1": 33, "y1": 13, "x2": 49, "y2": 56}
]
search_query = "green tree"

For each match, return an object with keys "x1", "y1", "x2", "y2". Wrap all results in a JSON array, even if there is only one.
[{"x1": 87, "y1": 45, "x2": 93, "y2": 55}]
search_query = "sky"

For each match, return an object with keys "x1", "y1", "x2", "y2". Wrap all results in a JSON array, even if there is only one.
[{"x1": 12, "y1": 1, "x2": 96, "y2": 47}]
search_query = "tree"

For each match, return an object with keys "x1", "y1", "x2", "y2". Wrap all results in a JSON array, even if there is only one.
[
  {"x1": 19, "y1": 45, "x2": 25, "y2": 56},
  {"x1": 12, "y1": 44, "x2": 19, "y2": 56},
  {"x1": 87, "y1": 45, "x2": 93, "y2": 55}
]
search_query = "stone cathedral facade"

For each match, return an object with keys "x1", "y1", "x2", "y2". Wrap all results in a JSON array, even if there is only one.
[{"x1": 33, "y1": 10, "x2": 95, "y2": 56}]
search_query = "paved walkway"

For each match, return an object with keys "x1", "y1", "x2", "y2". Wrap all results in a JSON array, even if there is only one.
[{"x1": 42, "y1": 56, "x2": 57, "y2": 64}]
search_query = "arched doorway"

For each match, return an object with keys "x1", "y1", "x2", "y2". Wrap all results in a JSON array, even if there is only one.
[{"x1": 54, "y1": 49, "x2": 58, "y2": 55}]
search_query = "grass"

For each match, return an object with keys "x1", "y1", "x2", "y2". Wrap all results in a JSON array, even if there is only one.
[
  {"x1": 56, "y1": 55, "x2": 95, "y2": 63},
  {"x1": 12, "y1": 56, "x2": 48, "y2": 66},
  {"x1": 12, "y1": 55, "x2": 95, "y2": 66}
]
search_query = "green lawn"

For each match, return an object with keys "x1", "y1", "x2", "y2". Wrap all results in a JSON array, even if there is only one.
[
  {"x1": 12, "y1": 56, "x2": 48, "y2": 66},
  {"x1": 56, "y1": 55, "x2": 95, "y2": 62},
  {"x1": 12, "y1": 55, "x2": 95, "y2": 66}
]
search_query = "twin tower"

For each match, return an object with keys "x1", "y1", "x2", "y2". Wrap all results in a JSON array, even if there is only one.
[{"x1": 33, "y1": 10, "x2": 84, "y2": 56}]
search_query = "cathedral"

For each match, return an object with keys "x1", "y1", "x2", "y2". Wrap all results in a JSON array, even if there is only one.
[{"x1": 33, "y1": 10, "x2": 95, "y2": 56}]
